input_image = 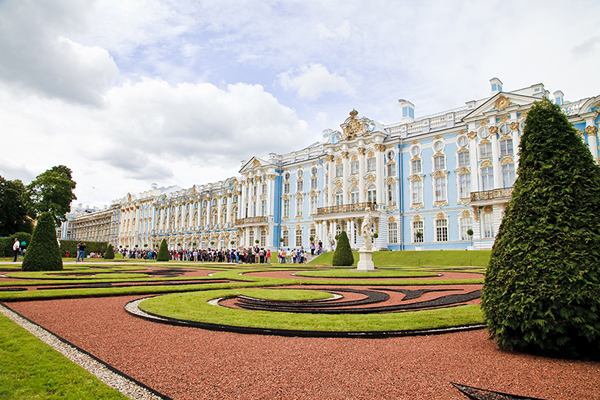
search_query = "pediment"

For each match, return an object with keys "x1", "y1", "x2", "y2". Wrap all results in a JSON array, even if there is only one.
[
  {"x1": 462, "y1": 93, "x2": 540, "y2": 123},
  {"x1": 239, "y1": 156, "x2": 275, "y2": 174}
]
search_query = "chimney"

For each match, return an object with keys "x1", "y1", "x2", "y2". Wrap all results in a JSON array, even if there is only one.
[
  {"x1": 490, "y1": 77, "x2": 503, "y2": 95},
  {"x1": 398, "y1": 99, "x2": 415, "y2": 122},
  {"x1": 553, "y1": 90, "x2": 564, "y2": 106}
]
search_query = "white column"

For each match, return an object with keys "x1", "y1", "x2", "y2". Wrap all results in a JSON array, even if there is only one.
[
  {"x1": 266, "y1": 176, "x2": 273, "y2": 216},
  {"x1": 469, "y1": 133, "x2": 479, "y2": 191},
  {"x1": 358, "y1": 147, "x2": 366, "y2": 202},
  {"x1": 586, "y1": 120, "x2": 598, "y2": 160},
  {"x1": 342, "y1": 150, "x2": 349, "y2": 204},
  {"x1": 327, "y1": 155, "x2": 334, "y2": 206},
  {"x1": 491, "y1": 129, "x2": 502, "y2": 189},
  {"x1": 375, "y1": 145, "x2": 384, "y2": 205}
]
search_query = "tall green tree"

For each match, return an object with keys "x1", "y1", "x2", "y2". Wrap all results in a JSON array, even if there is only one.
[
  {"x1": 22, "y1": 212, "x2": 63, "y2": 271},
  {"x1": 0, "y1": 176, "x2": 33, "y2": 236},
  {"x1": 26, "y1": 165, "x2": 77, "y2": 226},
  {"x1": 481, "y1": 98, "x2": 600, "y2": 360},
  {"x1": 332, "y1": 231, "x2": 354, "y2": 266}
]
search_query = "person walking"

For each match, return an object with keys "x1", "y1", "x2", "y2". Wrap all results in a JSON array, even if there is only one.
[
  {"x1": 12, "y1": 238, "x2": 20, "y2": 262},
  {"x1": 77, "y1": 241, "x2": 86, "y2": 262}
]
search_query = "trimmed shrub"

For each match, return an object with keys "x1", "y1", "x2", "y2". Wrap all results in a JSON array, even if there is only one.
[
  {"x1": 156, "y1": 239, "x2": 170, "y2": 261},
  {"x1": 104, "y1": 244, "x2": 115, "y2": 259},
  {"x1": 22, "y1": 212, "x2": 63, "y2": 271},
  {"x1": 332, "y1": 231, "x2": 354, "y2": 266},
  {"x1": 481, "y1": 98, "x2": 600, "y2": 360}
]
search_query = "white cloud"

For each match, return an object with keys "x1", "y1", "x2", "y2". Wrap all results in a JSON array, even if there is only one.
[
  {"x1": 278, "y1": 64, "x2": 355, "y2": 100},
  {"x1": 0, "y1": 0, "x2": 118, "y2": 105}
]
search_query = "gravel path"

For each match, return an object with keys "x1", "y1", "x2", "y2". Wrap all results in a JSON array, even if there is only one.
[{"x1": 6, "y1": 296, "x2": 600, "y2": 400}]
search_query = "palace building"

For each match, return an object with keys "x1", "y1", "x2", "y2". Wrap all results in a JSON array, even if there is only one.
[{"x1": 68, "y1": 78, "x2": 600, "y2": 251}]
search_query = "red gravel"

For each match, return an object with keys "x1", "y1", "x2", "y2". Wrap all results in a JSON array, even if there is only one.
[{"x1": 6, "y1": 296, "x2": 600, "y2": 400}]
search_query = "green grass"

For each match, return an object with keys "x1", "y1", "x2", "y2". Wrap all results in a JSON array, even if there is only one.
[
  {"x1": 309, "y1": 250, "x2": 491, "y2": 267},
  {"x1": 0, "y1": 313, "x2": 128, "y2": 399},
  {"x1": 139, "y1": 289, "x2": 484, "y2": 332},
  {"x1": 294, "y1": 268, "x2": 439, "y2": 278}
]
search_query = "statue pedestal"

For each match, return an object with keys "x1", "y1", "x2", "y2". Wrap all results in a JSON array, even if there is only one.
[{"x1": 357, "y1": 249, "x2": 375, "y2": 271}]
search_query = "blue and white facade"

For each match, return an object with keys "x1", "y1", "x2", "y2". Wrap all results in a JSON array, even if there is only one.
[{"x1": 72, "y1": 78, "x2": 600, "y2": 251}]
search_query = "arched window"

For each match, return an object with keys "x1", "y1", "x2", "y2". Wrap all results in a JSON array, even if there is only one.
[
  {"x1": 502, "y1": 163, "x2": 515, "y2": 188},
  {"x1": 350, "y1": 187, "x2": 359, "y2": 204},
  {"x1": 367, "y1": 184, "x2": 377, "y2": 203},
  {"x1": 335, "y1": 189, "x2": 343, "y2": 205}
]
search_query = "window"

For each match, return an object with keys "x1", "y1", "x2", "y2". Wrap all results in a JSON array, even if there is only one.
[
  {"x1": 283, "y1": 199, "x2": 290, "y2": 218},
  {"x1": 457, "y1": 151, "x2": 470, "y2": 167},
  {"x1": 311, "y1": 167, "x2": 317, "y2": 176},
  {"x1": 367, "y1": 157, "x2": 376, "y2": 171},
  {"x1": 367, "y1": 184, "x2": 377, "y2": 203},
  {"x1": 413, "y1": 221, "x2": 424, "y2": 243},
  {"x1": 386, "y1": 163, "x2": 396, "y2": 176},
  {"x1": 436, "y1": 219, "x2": 448, "y2": 242},
  {"x1": 335, "y1": 189, "x2": 343, "y2": 205},
  {"x1": 297, "y1": 180, "x2": 304, "y2": 192},
  {"x1": 411, "y1": 180, "x2": 423, "y2": 205},
  {"x1": 411, "y1": 159, "x2": 422, "y2": 174},
  {"x1": 482, "y1": 167, "x2": 494, "y2": 191},
  {"x1": 433, "y1": 155, "x2": 445, "y2": 171},
  {"x1": 297, "y1": 169, "x2": 303, "y2": 178},
  {"x1": 480, "y1": 142, "x2": 492, "y2": 158},
  {"x1": 460, "y1": 217, "x2": 473, "y2": 241},
  {"x1": 389, "y1": 222, "x2": 398, "y2": 244},
  {"x1": 282, "y1": 230, "x2": 289, "y2": 247},
  {"x1": 435, "y1": 176, "x2": 447, "y2": 202},
  {"x1": 499, "y1": 123, "x2": 511, "y2": 135},
  {"x1": 483, "y1": 213, "x2": 494, "y2": 238},
  {"x1": 459, "y1": 173, "x2": 471, "y2": 199},
  {"x1": 502, "y1": 163, "x2": 515, "y2": 188},
  {"x1": 310, "y1": 196, "x2": 318, "y2": 214},
  {"x1": 351, "y1": 160, "x2": 359, "y2": 175},
  {"x1": 261, "y1": 200, "x2": 267, "y2": 216},
  {"x1": 253, "y1": 186, "x2": 257, "y2": 196},
  {"x1": 296, "y1": 197, "x2": 304, "y2": 217},
  {"x1": 387, "y1": 183, "x2": 397, "y2": 206},
  {"x1": 334, "y1": 164, "x2": 343, "y2": 177},
  {"x1": 311, "y1": 177, "x2": 318, "y2": 191},
  {"x1": 260, "y1": 230, "x2": 266, "y2": 247},
  {"x1": 232, "y1": 195, "x2": 238, "y2": 203},
  {"x1": 248, "y1": 230, "x2": 254, "y2": 246},
  {"x1": 262, "y1": 183, "x2": 267, "y2": 195},
  {"x1": 500, "y1": 138, "x2": 513, "y2": 156},
  {"x1": 296, "y1": 229, "x2": 303, "y2": 247},
  {"x1": 350, "y1": 187, "x2": 359, "y2": 204},
  {"x1": 284, "y1": 182, "x2": 290, "y2": 194}
]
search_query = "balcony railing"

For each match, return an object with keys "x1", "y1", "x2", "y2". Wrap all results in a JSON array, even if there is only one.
[
  {"x1": 316, "y1": 202, "x2": 379, "y2": 216},
  {"x1": 470, "y1": 187, "x2": 513, "y2": 202},
  {"x1": 235, "y1": 216, "x2": 268, "y2": 226}
]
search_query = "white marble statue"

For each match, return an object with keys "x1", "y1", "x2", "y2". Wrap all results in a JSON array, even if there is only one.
[{"x1": 361, "y1": 207, "x2": 374, "y2": 251}]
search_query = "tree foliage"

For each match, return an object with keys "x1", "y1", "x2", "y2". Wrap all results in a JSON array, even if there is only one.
[
  {"x1": 156, "y1": 239, "x2": 170, "y2": 261},
  {"x1": 22, "y1": 212, "x2": 63, "y2": 271},
  {"x1": 0, "y1": 176, "x2": 33, "y2": 236},
  {"x1": 25, "y1": 165, "x2": 77, "y2": 226},
  {"x1": 332, "y1": 230, "x2": 354, "y2": 266},
  {"x1": 481, "y1": 98, "x2": 600, "y2": 360}
]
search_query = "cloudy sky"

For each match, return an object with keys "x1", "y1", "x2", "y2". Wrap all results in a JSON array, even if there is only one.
[{"x1": 1, "y1": 0, "x2": 599, "y2": 209}]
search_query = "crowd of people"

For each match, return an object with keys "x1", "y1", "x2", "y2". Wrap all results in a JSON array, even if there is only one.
[{"x1": 113, "y1": 244, "x2": 322, "y2": 264}]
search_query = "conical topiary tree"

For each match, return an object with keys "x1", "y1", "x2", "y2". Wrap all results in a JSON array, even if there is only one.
[
  {"x1": 22, "y1": 212, "x2": 63, "y2": 271},
  {"x1": 156, "y1": 239, "x2": 170, "y2": 261},
  {"x1": 481, "y1": 98, "x2": 600, "y2": 360},
  {"x1": 104, "y1": 244, "x2": 115, "y2": 259},
  {"x1": 332, "y1": 230, "x2": 354, "y2": 266}
]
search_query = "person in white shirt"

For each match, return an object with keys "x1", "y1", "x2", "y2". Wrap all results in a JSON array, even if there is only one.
[{"x1": 13, "y1": 238, "x2": 20, "y2": 262}]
